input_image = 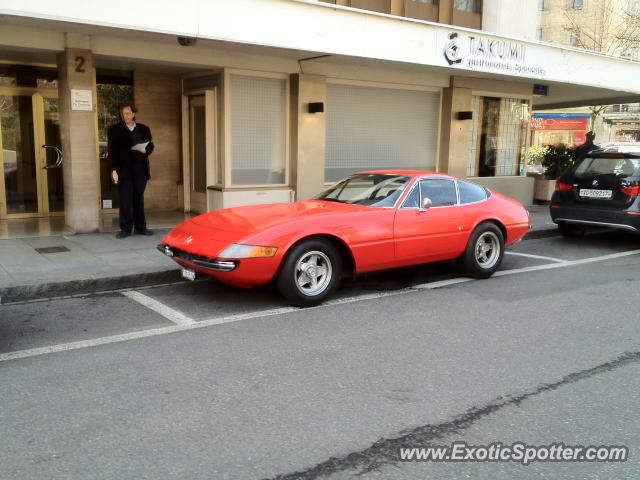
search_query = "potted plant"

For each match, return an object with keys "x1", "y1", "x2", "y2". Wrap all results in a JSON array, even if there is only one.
[
  {"x1": 525, "y1": 144, "x2": 548, "y2": 176},
  {"x1": 533, "y1": 143, "x2": 575, "y2": 202}
]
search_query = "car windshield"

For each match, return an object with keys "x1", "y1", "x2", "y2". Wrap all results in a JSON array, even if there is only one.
[
  {"x1": 314, "y1": 174, "x2": 411, "y2": 207},
  {"x1": 575, "y1": 156, "x2": 640, "y2": 177}
]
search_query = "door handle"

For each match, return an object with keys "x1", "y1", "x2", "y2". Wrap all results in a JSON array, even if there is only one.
[{"x1": 42, "y1": 145, "x2": 63, "y2": 169}]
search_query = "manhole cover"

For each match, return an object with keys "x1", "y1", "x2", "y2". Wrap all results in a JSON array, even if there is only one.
[{"x1": 35, "y1": 246, "x2": 70, "y2": 254}]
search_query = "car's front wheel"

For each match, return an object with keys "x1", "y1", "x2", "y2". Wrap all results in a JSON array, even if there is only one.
[
  {"x1": 463, "y1": 223, "x2": 504, "y2": 278},
  {"x1": 277, "y1": 238, "x2": 342, "y2": 307}
]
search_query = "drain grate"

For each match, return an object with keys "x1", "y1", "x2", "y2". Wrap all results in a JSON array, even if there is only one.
[{"x1": 35, "y1": 246, "x2": 70, "y2": 254}]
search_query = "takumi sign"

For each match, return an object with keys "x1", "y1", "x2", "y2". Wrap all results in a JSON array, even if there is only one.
[
  {"x1": 530, "y1": 114, "x2": 589, "y2": 131},
  {"x1": 438, "y1": 31, "x2": 547, "y2": 78}
]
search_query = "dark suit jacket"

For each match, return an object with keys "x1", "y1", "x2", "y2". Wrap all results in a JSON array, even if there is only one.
[{"x1": 108, "y1": 122, "x2": 154, "y2": 180}]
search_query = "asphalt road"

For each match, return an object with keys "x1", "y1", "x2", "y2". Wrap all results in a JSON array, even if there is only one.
[{"x1": 1, "y1": 231, "x2": 639, "y2": 479}]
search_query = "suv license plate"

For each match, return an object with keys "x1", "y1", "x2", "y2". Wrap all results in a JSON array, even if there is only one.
[
  {"x1": 181, "y1": 268, "x2": 196, "y2": 281},
  {"x1": 579, "y1": 188, "x2": 612, "y2": 199}
]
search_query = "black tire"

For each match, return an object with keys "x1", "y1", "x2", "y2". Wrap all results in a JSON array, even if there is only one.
[
  {"x1": 558, "y1": 222, "x2": 586, "y2": 238},
  {"x1": 463, "y1": 223, "x2": 505, "y2": 278},
  {"x1": 277, "y1": 238, "x2": 342, "y2": 307}
]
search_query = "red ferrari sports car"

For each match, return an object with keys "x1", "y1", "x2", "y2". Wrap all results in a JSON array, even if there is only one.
[{"x1": 159, "y1": 171, "x2": 530, "y2": 306}]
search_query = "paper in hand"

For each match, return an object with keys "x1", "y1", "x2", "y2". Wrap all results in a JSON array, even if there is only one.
[{"x1": 131, "y1": 141, "x2": 150, "y2": 153}]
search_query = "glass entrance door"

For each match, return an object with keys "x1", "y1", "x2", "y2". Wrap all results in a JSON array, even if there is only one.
[
  {"x1": 189, "y1": 95, "x2": 208, "y2": 214},
  {"x1": 0, "y1": 92, "x2": 62, "y2": 217}
]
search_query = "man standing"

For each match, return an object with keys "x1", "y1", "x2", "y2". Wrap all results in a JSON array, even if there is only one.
[
  {"x1": 108, "y1": 103, "x2": 154, "y2": 239},
  {"x1": 574, "y1": 131, "x2": 598, "y2": 161}
]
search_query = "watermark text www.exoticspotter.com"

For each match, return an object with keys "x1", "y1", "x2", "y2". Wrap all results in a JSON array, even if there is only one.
[{"x1": 399, "y1": 442, "x2": 628, "y2": 466}]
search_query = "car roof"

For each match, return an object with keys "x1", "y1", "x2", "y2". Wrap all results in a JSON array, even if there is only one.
[
  {"x1": 354, "y1": 169, "x2": 454, "y2": 179},
  {"x1": 583, "y1": 151, "x2": 640, "y2": 158},
  {"x1": 596, "y1": 143, "x2": 640, "y2": 153},
  {"x1": 599, "y1": 142, "x2": 640, "y2": 146}
]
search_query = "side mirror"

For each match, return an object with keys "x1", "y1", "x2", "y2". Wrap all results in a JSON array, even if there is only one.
[{"x1": 419, "y1": 197, "x2": 432, "y2": 212}]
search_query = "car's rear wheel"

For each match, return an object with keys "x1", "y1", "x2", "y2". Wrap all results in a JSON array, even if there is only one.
[
  {"x1": 463, "y1": 223, "x2": 504, "y2": 278},
  {"x1": 558, "y1": 222, "x2": 586, "y2": 238},
  {"x1": 277, "y1": 238, "x2": 342, "y2": 307}
]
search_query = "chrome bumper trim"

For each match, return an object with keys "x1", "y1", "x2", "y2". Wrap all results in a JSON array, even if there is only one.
[
  {"x1": 157, "y1": 244, "x2": 237, "y2": 272},
  {"x1": 555, "y1": 218, "x2": 639, "y2": 232},
  {"x1": 192, "y1": 259, "x2": 237, "y2": 272}
]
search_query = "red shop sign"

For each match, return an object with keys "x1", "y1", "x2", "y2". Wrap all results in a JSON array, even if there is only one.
[{"x1": 530, "y1": 117, "x2": 589, "y2": 131}]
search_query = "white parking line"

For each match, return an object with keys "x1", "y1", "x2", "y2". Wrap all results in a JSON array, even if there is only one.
[
  {"x1": 122, "y1": 291, "x2": 195, "y2": 326},
  {"x1": 505, "y1": 251, "x2": 566, "y2": 263},
  {"x1": 0, "y1": 306, "x2": 299, "y2": 363},
  {"x1": 2, "y1": 248, "x2": 640, "y2": 364},
  {"x1": 494, "y1": 248, "x2": 640, "y2": 277},
  {"x1": 413, "y1": 277, "x2": 474, "y2": 289}
]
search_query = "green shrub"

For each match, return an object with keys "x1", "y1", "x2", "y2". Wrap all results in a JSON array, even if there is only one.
[
  {"x1": 526, "y1": 144, "x2": 548, "y2": 165},
  {"x1": 541, "y1": 144, "x2": 574, "y2": 179}
]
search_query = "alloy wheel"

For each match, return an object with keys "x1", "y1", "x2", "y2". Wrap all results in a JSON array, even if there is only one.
[
  {"x1": 475, "y1": 231, "x2": 500, "y2": 269},
  {"x1": 294, "y1": 250, "x2": 333, "y2": 296}
]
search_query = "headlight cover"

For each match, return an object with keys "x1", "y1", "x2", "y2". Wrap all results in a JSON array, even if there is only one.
[{"x1": 218, "y1": 244, "x2": 278, "y2": 259}]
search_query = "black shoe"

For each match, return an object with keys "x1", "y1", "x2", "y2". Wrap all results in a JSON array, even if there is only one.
[
  {"x1": 116, "y1": 230, "x2": 131, "y2": 239},
  {"x1": 134, "y1": 228, "x2": 153, "y2": 236}
]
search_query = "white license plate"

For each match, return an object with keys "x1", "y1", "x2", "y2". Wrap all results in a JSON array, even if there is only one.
[
  {"x1": 181, "y1": 268, "x2": 196, "y2": 281},
  {"x1": 579, "y1": 188, "x2": 612, "y2": 199}
]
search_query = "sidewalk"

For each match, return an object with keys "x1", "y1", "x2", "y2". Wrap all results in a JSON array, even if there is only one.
[{"x1": 0, "y1": 205, "x2": 556, "y2": 304}]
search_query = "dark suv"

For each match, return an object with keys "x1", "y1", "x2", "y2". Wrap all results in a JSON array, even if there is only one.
[{"x1": 550, "y1": 152, "x2": 640, "y2": 237}]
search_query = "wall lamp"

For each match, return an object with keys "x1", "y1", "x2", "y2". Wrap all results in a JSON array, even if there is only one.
[
  {"x1": 308, "y1": 102, "x2": 324, "y2": 114},
  {"x1": 456, "y1": 111, "x2": 473, "y2": 121}
]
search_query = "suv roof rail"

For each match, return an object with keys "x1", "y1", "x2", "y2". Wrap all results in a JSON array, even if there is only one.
[{"x1": 589, "y1": 151, "x2": 640, "y2": 158}]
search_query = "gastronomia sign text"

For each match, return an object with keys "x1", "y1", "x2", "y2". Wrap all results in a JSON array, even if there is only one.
[{"x1": 441, "y1": 31, "x2": 547, "y2": 77}]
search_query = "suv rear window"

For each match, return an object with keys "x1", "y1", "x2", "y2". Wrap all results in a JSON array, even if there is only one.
[{"x1": 574, "y1": 157, "x2": 640, "y2": 177}]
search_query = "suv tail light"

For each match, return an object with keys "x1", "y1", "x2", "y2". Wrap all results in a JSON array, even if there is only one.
[
  {"x1": 621, "y1": 185, "x2": 640, "y2": 196},
  {"x1": 555, "y1": 180, "x2": 573, "y2": 192}
]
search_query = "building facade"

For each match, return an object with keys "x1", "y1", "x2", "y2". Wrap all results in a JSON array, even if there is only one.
[
  {"x1": 1, "y1": 0, "x2": 639, "y2": 233},
  {"x1": 536, "y1": 0, "x2": 640, "y2": 142}
]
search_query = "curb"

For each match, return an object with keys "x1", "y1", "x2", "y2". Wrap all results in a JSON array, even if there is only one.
[
  {"x1": 1, "y1": 228, "x2": 560, "y2": 304},
  {"x1": 0, "y1": 268, "x2": 184, "y2": 304}
]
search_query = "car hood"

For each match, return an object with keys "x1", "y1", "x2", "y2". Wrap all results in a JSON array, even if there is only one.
[{"x1": 189, "y1": 200, "x2": 369, "y2": 234}]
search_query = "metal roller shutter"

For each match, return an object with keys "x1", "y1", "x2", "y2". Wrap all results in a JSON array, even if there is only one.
[{"x1": 325, "y1": 83, "x2": 440, "y2": 182}]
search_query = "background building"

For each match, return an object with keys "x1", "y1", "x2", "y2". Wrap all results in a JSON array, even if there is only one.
[
  {"x1": 1, "y1": 0, "x2": 639, "y2": 234},
  {"x1": 536, "y1": 0, "x2": 640, "y2": 143}
]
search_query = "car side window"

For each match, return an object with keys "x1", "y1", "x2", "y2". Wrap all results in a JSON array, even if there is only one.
[
  {"x1": 458, "y1": 180, "x2": 488, "y2": 204},
  {"x1": 402, "y1": 184, "x2": 420, "y2": 208},
  {"x1": 420, "y1": 179, "x2": 457, "y2": 207}
]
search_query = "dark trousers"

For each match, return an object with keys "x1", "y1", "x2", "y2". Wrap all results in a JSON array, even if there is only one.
[{"x1": 118, "y1": 167, "x2": 148, "y2": 233}]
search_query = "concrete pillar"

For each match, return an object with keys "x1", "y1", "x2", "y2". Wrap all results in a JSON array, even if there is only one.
[
  {"x1": 438, "y1": 0, "x2": 452, "y2": 24},
  {"x1": 390, "y1": 0, "x2": 403, "y2": 16},
  {"x1": 438, "y1": 86, "x2": 473, "y2": 178},
  {"x1": 291, "y1": 74, "x2": 327, "y2": 200},
  {"x1": 57, "y1": 34, "x2": 99, "y2": 233}
]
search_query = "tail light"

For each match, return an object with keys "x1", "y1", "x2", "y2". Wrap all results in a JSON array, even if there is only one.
[
  {"x1": 621, "y1": 185, "x2": 640, "y2": 196},
  {"x1": 555, "y1": 180, "x2": 573, "y2": 192}
]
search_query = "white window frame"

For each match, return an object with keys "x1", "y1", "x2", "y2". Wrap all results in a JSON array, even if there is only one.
[
  {"x1": 467, "y1": 91, "x2": 533, "y2": 178},
  {"x1": 223, "y1": 69, "x2": 290, "y2": 189}
]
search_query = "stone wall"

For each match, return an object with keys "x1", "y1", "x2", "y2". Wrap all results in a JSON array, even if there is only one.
[{"x1": 134, "y1": 70, "x2": 182, "y2": 211}]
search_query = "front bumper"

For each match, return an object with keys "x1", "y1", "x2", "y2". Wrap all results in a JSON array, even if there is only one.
[
  {"x1": 157, "y1": 242, "x2": 282, "y2": 288},
  {"x1": 157, "y1": 244, "x2": 236, "y2": 271}
]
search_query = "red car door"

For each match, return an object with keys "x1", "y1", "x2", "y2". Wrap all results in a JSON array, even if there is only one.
[{"x1": 394, "y1": 178, "x2": 467, "y2": 263}]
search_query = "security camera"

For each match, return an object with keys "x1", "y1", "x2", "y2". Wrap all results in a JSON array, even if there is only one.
[{"x1": 177, "y1": 36, "x2": 197, "y2": 47}]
